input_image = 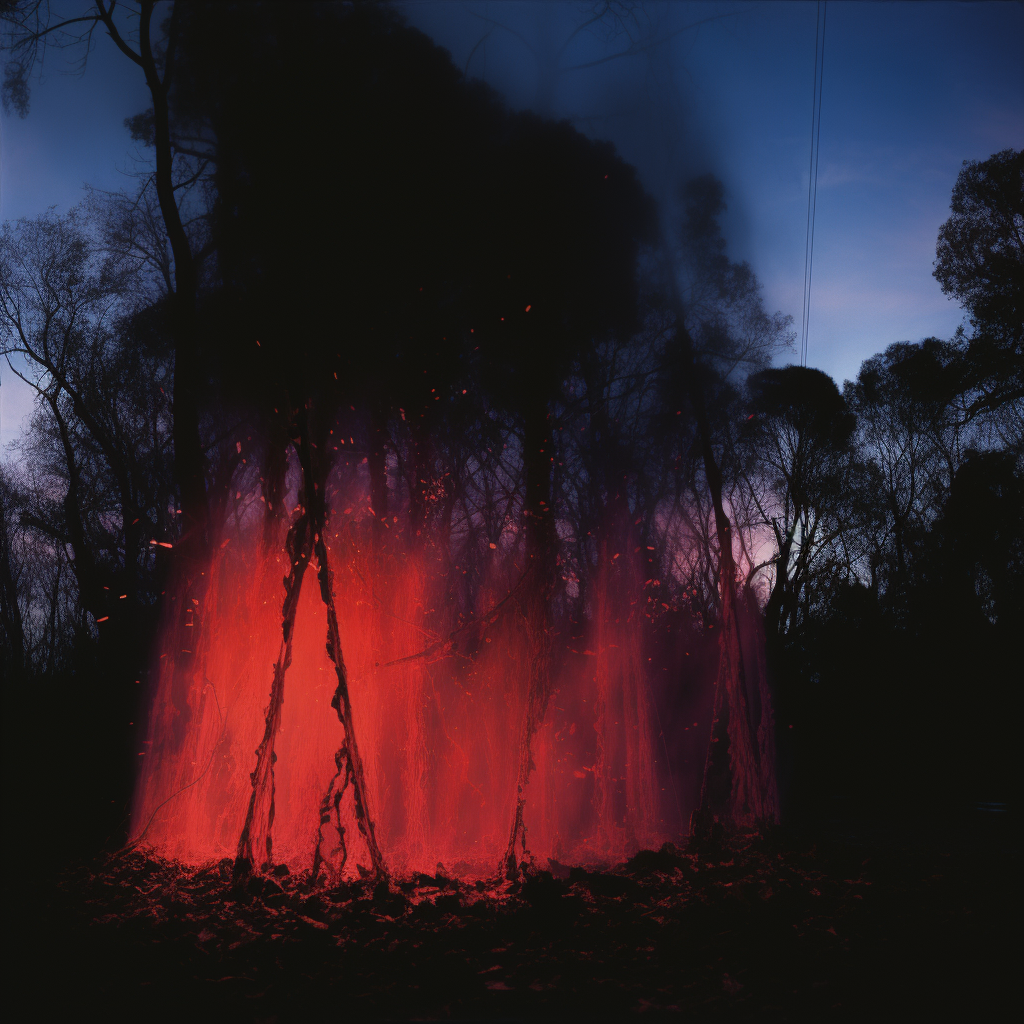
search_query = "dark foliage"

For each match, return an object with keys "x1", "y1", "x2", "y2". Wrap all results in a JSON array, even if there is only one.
[{"x1": 934, "y1": 148, "x2": 1024, "y2": 416}]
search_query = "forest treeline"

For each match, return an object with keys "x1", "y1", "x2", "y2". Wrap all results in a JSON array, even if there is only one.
[{"x1": 1, "y1": 3, "x2": 1021, "y2": 859}]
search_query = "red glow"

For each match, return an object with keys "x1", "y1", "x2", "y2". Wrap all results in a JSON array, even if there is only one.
[{"x1": 132, "y1": 515, "x2": 677, "y2": 878}]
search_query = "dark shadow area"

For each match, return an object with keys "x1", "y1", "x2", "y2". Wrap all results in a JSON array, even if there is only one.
[{"x1": 15, "y1": 821, "x2": 1016, "y2": 1022}]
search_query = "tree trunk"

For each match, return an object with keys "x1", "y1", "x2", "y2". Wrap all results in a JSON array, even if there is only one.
[
  {"x1": 234, "y1": 482, "x2": 312, "y2": 877},
  {"x1": 298, "y1": 410, "x2": 389, "y2": 880},
  {"x1": 764, "y1": 531, "x2": 793, "y2": 643},
  {"x1": 48, "y1": 395, "x2": 105, "y2": 622},
  {"x1": 501, "y1": 395, "x2": 556, "y2": 878},
  {"x1": 672, "y1": 316, "x2": 778, "y2": 832},
  {"x1": 97, "y1": 5, "x2": 214, "y2": 783},
  {"x1": 0, "y1": 488, "x2": 26, "y2": 677},
  {"x1": 99, "y1": 1, "x2": 210, "y2": 562}
]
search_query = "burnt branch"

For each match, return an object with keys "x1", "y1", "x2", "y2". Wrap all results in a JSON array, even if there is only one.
[
  {"x1": 234, "y1": 467, "x2": 312, "y2": 879},
  {"x1": 298, "y1": 406, "x2": 389, "y2": 881}
]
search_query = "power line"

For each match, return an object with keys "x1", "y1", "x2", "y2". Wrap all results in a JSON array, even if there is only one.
[{"x1": 800, "y1": 1, "x2": 827, "y2": 368}]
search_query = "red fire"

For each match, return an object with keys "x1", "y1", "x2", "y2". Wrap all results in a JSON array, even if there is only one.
[{"x1": 132, "y1": 506, "x2": 679, "y2": 877}]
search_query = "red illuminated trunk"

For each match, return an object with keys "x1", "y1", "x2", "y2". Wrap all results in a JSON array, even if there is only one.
[
  {"x1": 236, "y1": 408, "x2": 388, "y2": 879},
  {"x1": 298, "y1": 414, "x2": 389, "y2": 880},
  {"x1": 234, "y1": 501, "x2": 313, "y2": 876},
  {"x1": 132, "y1": 479, "x2": 678, "y2": 872},
  {"x1": 502, "y1": 398, "x2": 557, "y2": 877}
]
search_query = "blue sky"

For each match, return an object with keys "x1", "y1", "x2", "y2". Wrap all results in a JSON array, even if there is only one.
[
  {"x1": 398, "y1": 1, "x2": 1023, "y2": 379},
  {"x1": 2, "y1": 0, "x2": 1022, "y2": 443}
]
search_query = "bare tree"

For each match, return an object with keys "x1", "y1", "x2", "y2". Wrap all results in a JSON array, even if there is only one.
[
  {"x1": 0, "y1": 208, "x2": 177, "y2": 666},
  {"x1": 3, "y1": 0, "x2": 212, "y2": 563}
]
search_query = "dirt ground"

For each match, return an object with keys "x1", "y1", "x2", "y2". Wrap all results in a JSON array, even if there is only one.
[{"x1": 14, "y1": 817, "x2": 1013, "y2": 1023}]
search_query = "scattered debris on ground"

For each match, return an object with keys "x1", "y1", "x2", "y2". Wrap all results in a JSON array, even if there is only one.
[{"x1": 17, "y1": 825, "x2": 1012, "y2": 1022}]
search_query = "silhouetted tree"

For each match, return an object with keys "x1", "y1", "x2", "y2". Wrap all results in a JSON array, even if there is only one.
[
  {"x1": 742, "y1": 365, "x2": 857, "y2": 643},
  {"x1": 0, "y1": 211, "x2": 174, "y2": 646},
  {"x1": 844, "y1": 339, "x2": 977, "y2": 606},
  {"x1": 660, "y1": 175, "x2": 793, "y2": 831},
  {"x1": 934, "y1": 148, "x2": 1023, "y2": 419},
  {"x1": 2, "y1": 1, "x2": 213, "y2": 562}
]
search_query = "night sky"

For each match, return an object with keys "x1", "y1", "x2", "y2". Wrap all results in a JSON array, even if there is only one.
[{"x1": 2, "y1": 0, "x2": 1021, "y2": 442}]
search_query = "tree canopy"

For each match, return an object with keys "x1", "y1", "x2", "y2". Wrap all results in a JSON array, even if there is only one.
[{"x1": 934, "y1": 148, "x2": 1024, "y2": 415}]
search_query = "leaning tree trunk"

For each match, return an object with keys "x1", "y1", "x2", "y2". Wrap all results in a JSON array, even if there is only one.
[
  {"x1": 235, "y1": 406, "x2": 389, "y2": 880},
  {"x1": 298, "y1": 411, "x2": 389, "y2": 881},
  {"x1": 234, "y1": 487, "x2": 313, "y2": 878}
]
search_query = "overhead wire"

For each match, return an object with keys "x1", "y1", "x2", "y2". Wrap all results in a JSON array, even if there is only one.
[{"x1": 800, "y1": 1, "x2": 827, "y2": 367}]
